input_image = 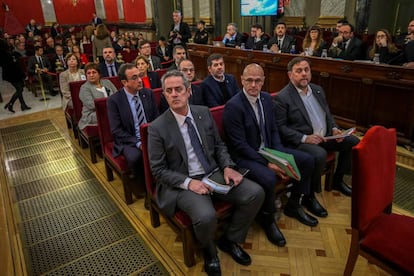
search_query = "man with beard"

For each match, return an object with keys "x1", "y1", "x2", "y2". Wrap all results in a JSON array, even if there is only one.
[{"x1": 328, "y1": 23, "x2": 364, "y2": 60}]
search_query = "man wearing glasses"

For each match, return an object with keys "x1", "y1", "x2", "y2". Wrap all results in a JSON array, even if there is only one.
[
  {"x1": 107, "y1": 63, "x2": 159, "y2": 181},
  {"x1": 139, "y1": 40, "x2": 161, "y2": 71},
  {"x1": 328, "y1": 23, "x2": 364, "y2": 60},
  {"x1": 223, "y1": 63, "x2": 323, "y2": 248}
]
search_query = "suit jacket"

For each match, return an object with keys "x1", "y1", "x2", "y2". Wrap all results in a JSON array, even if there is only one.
[
  {"x1": 274, "y1": 82, "x2": 338, "y2": 147},
  {"x1": 223, "y1": 32, "x2": 243, "y2": 48},
  {"x1": 245, "y1": 35, "x2": 269, "y2": 51},
  {"x1": 107, "y1": 87, "x2": 159, "y2": 157},
  {"x1": 99, "y1": 61, "x2": 122, "y2": 78},
  {"x1": 27, "y1": 54, "x2": 52, "y2": 75},
  {"x1": 146, "y1": 71, "x2": 162, "y2": 89},
  {"x1": 156, "y1": 45, "x2": 171, "y2": 61},
  {"x1": 169, "y1": 22, "x2": 191, "y2": 45},
  {"x1": 148, "y1": 55, "x2": 162, "y2": 71},
  {"x1": 59, "y1": 68, "x2": 85, "y2": 110},
  {"x1": 159, "y1": 83, "x2": 205, "y2": 113},
  {"x1": 78, "y1": 79, "x2": 117, "y2": 130},
  {"x1": 50, "y1": 54, "x2": 68, "y2": 72},
  {"x1": 201, "y1": 74, "x2": 240, "y2": 107},
  {"x1": 223, "y1": 91, "x2": 284, "y2": 166},
  {"x1": 148, "y1": 105, "x2": 235, "y2": 217},
  {"x1": 268, "y1": 35, "x2": 296, "y2": 53},
  {"x1": 328, "y1": 37, "x2": 364, "y2": 60}
]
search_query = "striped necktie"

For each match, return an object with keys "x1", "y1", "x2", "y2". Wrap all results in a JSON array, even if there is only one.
[
  {"x1": 133, "y1": 96, "x2": 146, "y2": 127},
  {"x1": 185, "y1": 117, "x2": 211, "y2": 173}
]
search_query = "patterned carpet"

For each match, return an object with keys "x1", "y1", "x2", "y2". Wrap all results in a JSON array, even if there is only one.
[
  {"x1": 394, "y1": 166, "x2": 414, "y2": 213},
  {"x1": 0, "y1": 120, "x2": 169, "y2": 275}
]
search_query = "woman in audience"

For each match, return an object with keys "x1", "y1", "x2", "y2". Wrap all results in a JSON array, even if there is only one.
[
  {"x1": 156, "y1": 36, "x2": 171, "y2": 63},
  {"x1": 367, "y1": 29, "x2": 401, "y2": 64},
  {"x1": 72, "y1": 44, "x2": 89, "y2": 67},
  {"x1": 134, "y1": 55, "x2": 161, "y2": 89},
  {"x1": 302, "y1": 25, "x2": 327, "y2": 57},
  {"x1": 59, "y1": 53, "x2": 85, "y2": 111},
  {"x1": 78, "y1": 63, "x2": 117, "y2": 130},
  {"x1": 92, "y1": 24, "x2": 111, "y2": 62}
]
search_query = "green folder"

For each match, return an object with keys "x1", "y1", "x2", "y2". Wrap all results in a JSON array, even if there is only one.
[{"x1": 258, "y1": 147, "x2": 301, "y2": 181}]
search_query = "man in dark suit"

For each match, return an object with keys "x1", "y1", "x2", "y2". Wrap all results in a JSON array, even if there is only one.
[
  {"x1": 92, "y1": 13, "x2": 103, "y2": 26},
  {"x1": 138, "y1": 40, "x2": 161, "y2": 71},
  {"x1": 50, "y1": 44, "x2": 67, "y2": 72},
  {"x1": 201, "y1": 53, "x2": 239, "y2": 107},
  {"x1": 268, "y1": 22, "x2": 296, "y2": 53},
  {"x1": 328, "y1": 23, "x2": 364, "y2": 60},
  {"x1": 223, "y1": 64, "x2": 325, "y2": 246},
  {"x1": 245, "y1": 24, "x2": 268, "y2": 51},
  {"x1": 148, "y1": 70, "x2": 264, "y2": 276},
  {"x1": 27, "y1": 46, "x2": 58, "y2": 96},
  {"x1": 107, "y1": 63, "x2": 159, "y2": 180},
  {"x1": 222, "y1": 22, "x2": 243, "y2": 48},
  {"x1": 99, "y1": 47, "x2": 121, "y2": 78},
  {"x1": 274, "y1": 57, "x2": 360, "y2": 196},
  {"x1": 167, "y1": 45, "x2": 186, "y2": 71},
  {"x1": 168, "y1": 10, "x2": 191, "y2": 49}
]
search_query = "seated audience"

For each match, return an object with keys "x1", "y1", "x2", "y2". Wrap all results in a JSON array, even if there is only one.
[
  {"x1": 51, "y1": 44, "x2": 67, "y2": 72},
  {"x1": 328, "y1": 23, "x2": 364, "y2": 60},
  {"x1": 268, "y1": 22, "x2": 296, "y2": 53},
  {"x1": 13, "y1": 40, "x2": 27, "y2": 58},
  {"x1": 59, "y1": 53, "x2": 85, "y2": 110},
  {"x1": 98, "y1": 47, "x2": 121, "y2": 78},
  {"x1": 402, "y1": 19, "x2": 414, "y2": 68},
  {"x1": 107, "y1": 63, "x2": 159, "y2": 180},
  {"x1": 50, "y1": 22, "x2": 60, "y2": 39},
  {"x1": 113, "y1": 37, "x2": 129, "y2": 53},
  {"x1": 44, "y1": 37, "x2": 56, "y2": 54},
  {"x1": 193, "y1": 20, "x2": 209, "y2": 45},
  {"x1": 274, "y1": 57, "x2": 360, "y2": 196},
  {"x1": 302, "y1": 25, "x2": 328, "y2": 57},
  {"x1": 134, "y1": 55, "x2": 161, "y2": 89},
  {"x1": 156, "y1": 36, "x2": 172, "y2": 64},
  {"x1": 92, "y1": 24, "x2": 112, "y2": 62},
  {"x1": 366, "y1": 29, "x2": 401, "y2": 64},
  {"x1": 78, "y1": 63, "x2": 117, "y2": 130},
  {"x1": 245, "y1": 24, "x2": 268, "y2": 51},
  {"x1": 139, "y1": 40, "x2": 161, "y2": 71},
  {"x1": 201, "y1": 53, "x2": 239, "y2": 107},
  {"x1": 27, "y1": 46, "x2": 58, "y2": 96},
  {"x1": 148, "y1": 69, "x2": 265, "y2": 275},
  {"x1": 168, "y1": 45, "x2": 186, "y2": 71},
  {"x1": 72, "y1": 44, "x2": 89, "y2": 68},
  {"x1": 222, "y1": 22, "x2": 243, "y2": 48}
]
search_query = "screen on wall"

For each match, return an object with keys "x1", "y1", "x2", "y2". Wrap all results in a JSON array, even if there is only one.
[{"x1": 241, "y1": 0, "x2": 279, "y2": 16}]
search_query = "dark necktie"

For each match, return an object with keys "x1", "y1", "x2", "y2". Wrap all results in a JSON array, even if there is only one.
[
  {"x1": 133, "y1": 96, "x2": 146, "y2": 138},
  {"x1": 109, "y1": 64, "x2": 116, "y2": 77},
  {"x1": 278, "y1": 39, "x2": 282, "y2": 48},
  {"x1": 257, "y1": 99, "x2": 267, "y2": 147},
  {"x1": 185, "y1": 117, "x2": 211, "y2": 173},
  {"x1": 37, "y1": 56, "x2": 44, "y2": 68}
]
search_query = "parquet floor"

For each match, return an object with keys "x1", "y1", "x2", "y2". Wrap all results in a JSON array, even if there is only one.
[{"x1": 1, "y1": 108, "x2": 412, "y2": 276}]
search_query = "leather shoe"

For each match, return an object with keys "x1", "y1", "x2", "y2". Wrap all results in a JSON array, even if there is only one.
[
  {"x1": 333, "y1": 181, "x2": 352, "y2": 196},
  {"x1": 204, "y1": 255, "x2": 221, "y2": 276},
  {"x1": 50, "y1": 90, "x2": 58, "y2": 96},
  {"x1": 284, "y1": 204, "x2": 318, "y2": 227},
  {"x1": 21, "y1": 105, "x2": 32, "y2": 111},
  {"x1": 303, "y1": 197, "x2": 328, "y2": 217},
  {"x1": 6, "y1": 103, "x2": 15, "y2": 113},
  {"x1": 217, "y1": 236, "x2": 251, "y2": 265},
  {"x1": 262, "y1": 220, "x2": 286, "y2": 246}
]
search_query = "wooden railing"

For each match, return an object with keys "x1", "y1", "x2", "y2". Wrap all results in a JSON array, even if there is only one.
[{"x1": 187, "y1": 44, "x2": 414, "y2": 145}]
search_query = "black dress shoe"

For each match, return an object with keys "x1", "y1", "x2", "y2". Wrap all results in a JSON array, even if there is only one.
[
  {"x1": 204, "y1": 255, "x2": 221, "y2": 276},
  {"x1": 284, "y1": 204, "x2": 318, "y2": 227},
  {"x1": 50, "y1": 90, "x2": 59, "y2": 96},
  {"x1": 262, "y1": 221, "x2": 286, "y2": 246},
  {"x1": 333, "y1": 181, "x2": 352, "y2": 196},
  {"x1": 303, "y1": 197, "x2": 328, "y2": 218},
  {"x1": 217, "y1": 236, "x2": 251, "y2": 265},
  {"x1": 21, "y1": 105, "x2": 32, "y2": 111},
  {"x1": 6, "y1": 103, "x2": 15, "y2": 113}
]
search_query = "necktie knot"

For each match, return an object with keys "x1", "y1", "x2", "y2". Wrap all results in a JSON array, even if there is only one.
[{"x1": 185, "y1": 116, "x2": 211, "y2": 173}]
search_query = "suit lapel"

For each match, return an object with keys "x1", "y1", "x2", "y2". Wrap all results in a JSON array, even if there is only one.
[
  {"x1": 191, "y1": 107, "x2": 208, "y2": 149},
  {"x1": 165, "y1": 110, "x2": 188, "y2": 168},
  {"x1": 288, "y1": 83, "x2": 313, "y2": 127},
  {"x1": 241, "y1": 92, "x2": 260, "y2": 131}
]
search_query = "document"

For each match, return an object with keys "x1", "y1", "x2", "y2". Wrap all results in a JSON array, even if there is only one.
[
  {"x1": 258, "y1": 148, "x2": 301, "y2": 181},
  {"x1": 324, "y1": 127, "x2": 356, "y2": 140},
  {"x1": 202, "y1": 167, "x2": 250, "y2": 194}
]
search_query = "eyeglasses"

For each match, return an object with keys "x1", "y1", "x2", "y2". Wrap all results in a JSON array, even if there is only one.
[
  {"x1": 243, "y1": 78, "x2": 263, "y2": 84},
  {"x1": 181, "y1": 68, "x2": 194, "y2": 72},
  {"x1": 128, "y1": 75, "x2": 141, "y2": 81}
]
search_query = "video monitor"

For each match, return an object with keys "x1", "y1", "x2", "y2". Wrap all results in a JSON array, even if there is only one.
[{"x1": 241, "y1": 0, "x2": 279, "y2": 16}]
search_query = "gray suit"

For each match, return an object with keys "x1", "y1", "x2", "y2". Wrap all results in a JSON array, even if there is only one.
[
  {"x1": 148, "y1": 105, "x2": 264, "y2": 255},
  {"x1": 274, "y1": 82, "x2": 359, "y2": 192}
]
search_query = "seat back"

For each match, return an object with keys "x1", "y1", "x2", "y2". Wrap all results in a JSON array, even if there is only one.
[
  {"x1": 104, "y1": 76, "x2": 123, "y2": 90},
  {"x1": 94, "y1": 97, "x2": 114, "y2": 146},
  {"x1": 351, "y1": 126, "x2": 396, "y2": 231},
  {"x1": 210, "y1": 105, "x2": 225, "y2": 137},
  {"x1": 156, "y1": 68, "x2": 168, "y2": 79},
  {"x1": 151, "y1": 88, "x2": 163, "y2": 109},
  {"x1": 140, "y1": 123, "x2": 155, "y2": 197},
  {"x1": 69, "y1": 80, "x2": 87, "y2": 124}
]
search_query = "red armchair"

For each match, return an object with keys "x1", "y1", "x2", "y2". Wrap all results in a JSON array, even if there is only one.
[{"x1": 344, "y1": 126, "x2": 414, "y2": 275}]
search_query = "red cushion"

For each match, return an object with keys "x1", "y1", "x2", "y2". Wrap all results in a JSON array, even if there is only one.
[
  {"x1": 361, "y1": 213, "x2": 414, "y2": 274},
  {"x1": 81, "y1": 125, "x2": 99, "y2": 138},
  {"x1": 103, "y1": 143, "x2": 129, "y2": 173}
]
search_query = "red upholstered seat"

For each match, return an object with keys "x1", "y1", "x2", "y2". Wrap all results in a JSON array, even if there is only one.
[
  {"x1": 344, "y1": 126, "x2": 414, "y2": 275},
  {"x1": 94, "y1": 97, "x2": 135, "y2": 204},
  {"x1": 155, "y1": 68, "x2": 168, "y2": 79},
  {"x1": 151, "y1": 88, "x2": 163, "y2": 109}
]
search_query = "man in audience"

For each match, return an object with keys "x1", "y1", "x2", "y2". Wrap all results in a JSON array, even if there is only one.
[
  {"x1": 139, "y1": 40, "x2": 161, "y2": 71},
  {"x1": 51, "y1": 44, "x2": 67, "y2": 72},
  {"x1": 91, "y1": 13, "x2": 103, "y2": 26},
  {"x1": 113, "y1": 37, "x2": 129, "y2": 53},
  {"x1": 334, "y1": 19, "x2": 349, "y2": 37},
  {"x1": 168, "y1": 10, "x2": 191, "y2": 50},
  {"x1": 223, "y1": 64, "x2": 325, "y2": 247},
  {"x1": 274, "y1": 57, "x2": 360, "y2": 196},
  {"x1": 27, "y1": 46, "x2": 58, "y2": 96},
  {"x1": 44, "y1": 37, "x2": 56, "y2": 54},
  {"x1": 156, "y1": 36, "x2": 171, "y2": 64},
  {"x1": 168, "y1": 45, "x2": 186, "y2": 71},
  {"x1": 268, "y1": 22, "x2": 296, "y2": 53},
  {"x1": 193, "y1": 20, "x2": 209, "y2": 45},
  {"x1": 201, "y1": 53, "x2": 239, "y2": 107},
  {"x1": 107, "y1": 63, "x2": 159, "y2": 182},
  {"x1": 245, "y1": 24, "x2": 268, "y2": 51},
  {"x1": 99, "y1": 47, "x2": 121, "y2": 77},
  {"x1": 148, "y1": 70, "x2": 264, "y2": 275},
  {"x1": 222, "y1": 23, "x2": 243, "y2": 48},
  {"x1": 328, "y1": 23, "x2": 364, "y2": 60},
  {"x1": 26, "y1": 19, "x2": 41, "y2": 36}
]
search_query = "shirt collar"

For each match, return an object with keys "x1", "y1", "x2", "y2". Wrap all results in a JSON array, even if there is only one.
[
  {"x1": 243, "y1": 89, "x2": 259, "y2": 104},
  {"x1": 294, "y1": 85, "x2": 312, "y2": 97},
  {"x1": 170, "y1": 105, "x2": 193, "y2": 126}
]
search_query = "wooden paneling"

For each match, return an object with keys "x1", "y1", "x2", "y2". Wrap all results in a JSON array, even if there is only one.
[{"x1": 187, "y1": 44, "x2": 414, "y2": 145}]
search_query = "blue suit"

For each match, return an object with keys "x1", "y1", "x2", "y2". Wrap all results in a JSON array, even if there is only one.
[
  {"x1": 99, "y1": 61, "x2": 122, "y2": 78},
  {"x1": 107, "y1": 87, "x2": 159, "y2": 177},
  {"x1": 201, "y1": 74, "x2": 239, "y2": 107},
  {"x1": 223, "y1": 91, "x2": 314, "y2": 213}
]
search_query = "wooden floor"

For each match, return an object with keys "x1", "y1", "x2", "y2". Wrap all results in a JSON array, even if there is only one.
[{"x1": 1, "y1": 108, "x2": 413, "y2": 276}]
